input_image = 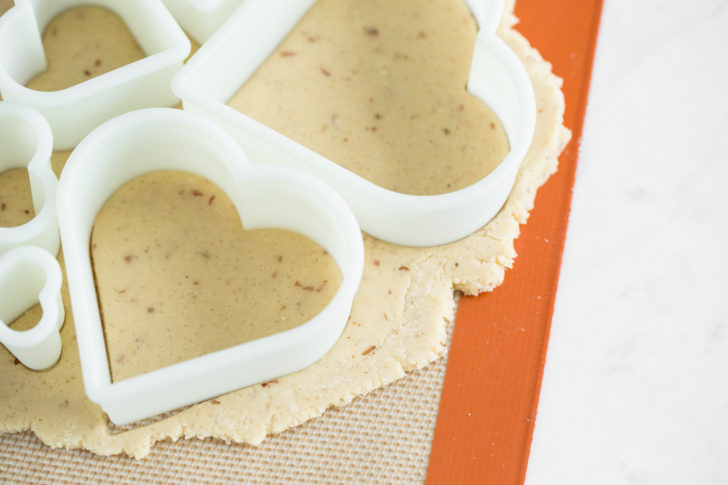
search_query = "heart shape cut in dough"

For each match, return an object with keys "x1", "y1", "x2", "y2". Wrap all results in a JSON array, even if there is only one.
[
  {"x1": 173, "y1": 0, "x2": 536, "y2": 246},
  {"x1": 57, "y1": 108, "x2": 364, "y2": 425},
  {"x1": 0, "y1": 0, "x2": 189, "y2": 150},
  {"x1": 0, "y1": 246, "x2": 64, "y2": 370}
]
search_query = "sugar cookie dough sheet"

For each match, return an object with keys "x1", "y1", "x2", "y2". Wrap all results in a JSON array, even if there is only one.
[{"x1": 0, "y1": 0, "x2": 570, "y2": 458}]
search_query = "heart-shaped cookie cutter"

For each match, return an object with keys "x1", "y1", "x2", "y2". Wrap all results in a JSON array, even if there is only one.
[
  {"x1": 173, "y1": 0, "x2": 536, "y2": 246},
  {"x1": 0, "y1": 0, "x2": 190, "y2": 150},
  {"x1": 57, "y1": 108, "x2": 364, "y2": 425},
  {"x1": 161, "y1": 0, "x2": 244, "y2": 44},
  {"x1": 0, "y1": 246, "x2": 64, "y2": 370},
  {"x1": 0, "y1": 101, "x2": 59, "y2": 256}
]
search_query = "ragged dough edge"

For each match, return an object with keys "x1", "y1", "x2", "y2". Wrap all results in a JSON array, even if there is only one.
[{"x1": 1, "y1": 7, "x2": 571, "y2": 459}]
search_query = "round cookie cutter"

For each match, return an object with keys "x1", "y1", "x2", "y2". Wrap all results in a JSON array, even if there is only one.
[
  {"x1": 0, "y1": 0, "x2": 190, "y2": 150},
  {"x1": 173, "y1": 0, "x2": 536, "y2": 246},
  {"x1": 0, "y1": 246, "x2": 64, "y2": 370},
  {"x1": 161, "y1": 0, "x2": 245, "y2": 45},
  {"x1": 57, "y1": 108, "x2": 364, "y2": 425},
  {"x1": 0, "y1": 101, "x2": 59, "y2": 256}
]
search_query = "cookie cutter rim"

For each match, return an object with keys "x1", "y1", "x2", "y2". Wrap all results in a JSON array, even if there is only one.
[
  {"x1": 161, "y1": 0, "x2": 244, "y2": 44},
  {"x1": 0, "y1": 0, "x2": 190, "y2": 150},
  {"x1": 0, "y1": 245, "x2": 64, "y2": 371},
  {"x1": 57, "y1": 107, "x2": 364, "y2": 425},
  {"x1": 0, "y1": 101, "x2": 59, "y2": 257},
  {"x1": 172, "y1": 0, "x2": 536, "y2": 247}
]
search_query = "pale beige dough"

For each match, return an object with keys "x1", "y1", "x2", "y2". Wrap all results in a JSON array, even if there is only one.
[
  {"x1": 229, "y1": 0, "x2": 510, "y2": 196},
  {"x1": 0, "y1": 168, "x2": 33, "y2": 228},
  {"x1": 92, "y1": 171, "x2": 341, "y2": 382},
  {"x1": 0, "y1": 0, "x2": 570, "y2": 458}
]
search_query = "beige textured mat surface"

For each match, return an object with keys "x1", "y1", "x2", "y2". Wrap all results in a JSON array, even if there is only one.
[{"x1": 0, "y1": 320, "x2": 451, "y2": 483}]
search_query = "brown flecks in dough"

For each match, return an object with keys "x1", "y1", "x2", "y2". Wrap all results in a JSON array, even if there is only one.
[
  {"x1": 91, "y1": 171, "x2": 342, "y2": 382},
  {"x1": 383, "y1": 313, "x2": 389, "y2": 321},
  {"x1": 229, "y1": 0, "x2": 509, "y2": 195},
  {"x1": 1, "y1": 203, "x2": 5, "y2": 211},
  {"x1": 301, "y1": 31, "x2": 318, "y2": 43},
  {"x1": 373, "y1": 259, "x2": 381, "y2": 266},
  {"x1": 294, "y1": 280, "x2": 301, "y2": 287},
  {"x1": 302, "y1": 285, "x2": 314, "y2": 291},
  {"x1": 115, "y1": 288, "x2": 127, "y2": 294},
  {"x1": 208, "y1": 195, "x2": 216, "y2": 205},
  {"x1": 374, "y1": 113, "x2": 382, "y2": 120},
  {"x1": 398, "y1": 265, "x2": 410, "y2": 271},
  {"x1": 261, "y1": 380, "x2": 279, "y2": 387},
  {"x1": 443, "y1": 128, "x2": 451, "y2": 135},
  {"x1": 191, "y1": 189, "x2": 203, "y2": 197},
  {"x1": 320, "y1": 67, "x2": 331, "y2": 76},
  {"x1": 361, "y1": 345, "x2": 376, "y2": 356},
  {"x1": 13, "y1": 358, "x2": 20, "y2": 366},
  {"x1": 271, "y1": 272, "x2": 277, "y2": 279},
  {"x1": 210, "y1": 400, "x2": 221, "y2": 405},
  {"x1": 124, "y1": 255, "x2": 134, "y2": 263},
  {"x1": 490, "y1": 122, "x2": 496, "y2": 130},
  {"x1": 23, "y1": 209, "x2": 29, "y2": 214},
  {"x1": 455, "y1": 262, "x2": 460, "y2": 267},
  {"x1": 280, "y1": 51, "x2": 296, "y2": 57},
  {"x1": 26, "y1": 6, "x2": 145, "y2": 92}
]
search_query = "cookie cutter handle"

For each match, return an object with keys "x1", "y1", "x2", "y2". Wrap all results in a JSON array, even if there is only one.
[{"x1": 0, "y1": 246, "x2": 65, "y2": 370}]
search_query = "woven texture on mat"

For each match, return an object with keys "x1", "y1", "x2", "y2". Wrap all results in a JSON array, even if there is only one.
[{"x1": 0, "y1": 318, "x2": 453, "y2": 484}]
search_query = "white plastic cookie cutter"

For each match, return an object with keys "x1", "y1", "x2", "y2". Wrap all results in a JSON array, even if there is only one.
[
  {"x1": 161, "y1": 0, "x2": 244, "y2": 44},
  {"x1": 0, "y1": 102, "x2": 64, "y2": 370},
  {"x1": 0, "y1": 101, "x2": 59, "y2": 256},
  {"x1": 57, "y1": 108, "x2": 364, "y2": 425},
  {"x1": 0, "y1": 246, "x2": 64, "y2": 370},
  {"x1": 173, "y1": 0, "x2": 536, "y2": 247},
  {"x1": 0, "y1": 0, "x2": 190, "y2": 150}
]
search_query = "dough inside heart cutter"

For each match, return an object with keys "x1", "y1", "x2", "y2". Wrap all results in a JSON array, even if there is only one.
[
  {"x1": 173, "y1": 0, "x2": 536, "y2": 246},
  {"x1": 56, "y1": 107, "x2": 364, "y2": 425},
  {"x1": 0, "y1": 0, "x2": 190, "y2": 149}
]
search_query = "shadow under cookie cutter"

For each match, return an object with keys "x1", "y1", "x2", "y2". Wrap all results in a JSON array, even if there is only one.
[
  {"x1": 57, "y1": 108, "x2": 364, "y2": 425},
  {"x1": 173, "y1": 0, "x2": 536, "y2": 247},
  {"x1": 0, "y1": 0, "x2": 190, "y2": 150}
]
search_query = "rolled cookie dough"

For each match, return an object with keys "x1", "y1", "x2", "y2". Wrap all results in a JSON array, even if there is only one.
[{"x1": 0, "y1": 0, "x2": 570, "y2": 458}]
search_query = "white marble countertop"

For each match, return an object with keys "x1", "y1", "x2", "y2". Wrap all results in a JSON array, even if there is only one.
[{"x1": 525, "y1": 1, "x2": 728, "y2": 483}]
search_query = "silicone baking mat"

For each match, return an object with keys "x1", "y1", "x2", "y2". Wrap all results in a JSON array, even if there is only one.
[{"x1": 0, "y1": 0, "x2": 602, "y2": 482}]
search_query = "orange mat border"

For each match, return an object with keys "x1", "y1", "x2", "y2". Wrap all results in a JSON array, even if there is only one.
[{"x1": 426, "y1": 1, "x2": 604, "y2": 483}]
